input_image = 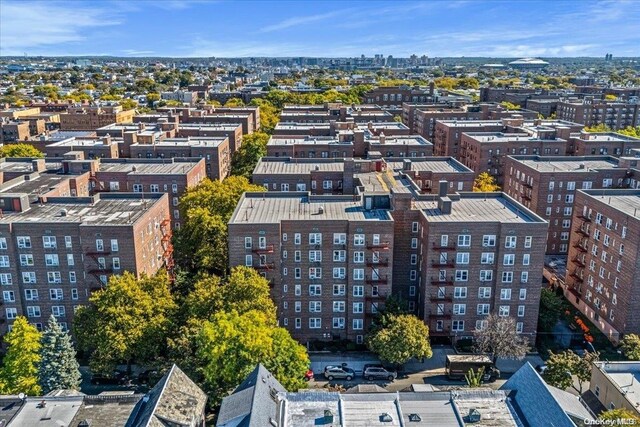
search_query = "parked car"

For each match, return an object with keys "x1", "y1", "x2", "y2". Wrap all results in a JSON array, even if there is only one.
[
  {"x1": 324, "y1": 365, "x2": 355, "y2": 381},
  {"x1": 363, "y1": 366, "x2": 397, "y2": 381},
  {"x1": 90, "y1": 371, "x2": 127, "y2": 385},
  {"x1": 304, "y1": 369, "x2": 314, "y2": 382}
]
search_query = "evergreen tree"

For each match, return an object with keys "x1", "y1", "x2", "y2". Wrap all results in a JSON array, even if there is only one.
[
  {"x1": 38, "y1": 315, "x2": 81, "y2": 394},
  {"x1": 0, "y1": 317, "x2": 41, "y2": 395}
]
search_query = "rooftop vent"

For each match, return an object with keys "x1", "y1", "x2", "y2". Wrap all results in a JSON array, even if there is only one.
[
  {"x1": 324, "y1": 410, "x2": 334, "y2": 424},
  {"x1": 60, "y1": 209, "x2": 68, "y2": 217},
  {"x1": 380, "y1": 413, "x2": 393, "y2": 422},
  {"x1": 408, "y1": 413, "x2": 422, "y2": 422},
  {"x1": 318, "y1": 206, "x2": 325, "y2": 215},
  {"x1": 467, "y1": 408, "x2": 481, "y2": 423}
]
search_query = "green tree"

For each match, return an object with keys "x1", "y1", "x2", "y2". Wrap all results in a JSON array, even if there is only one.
[
  {"x1": 621, "y1": 334, "x2": 640, "y2": 360},
  {"x1": 74, "y1": 271, "x2": 176, "y2": 374},
  {"x1": 366, "y1": 314, "x2": 433, "y2": 366},
  {"x1": 119, "y1": 98, "x2": 138, "y2": 110},
  {"x1": 0, "y1": 317, "x2": 42, "y2": 395},
  {"x1": 465, "y1": 367, "x2": 485, "y2": 387},
  {"x1": 230, "y1": 132, "x2": 270, "y2": 178},
  {"x1": 0, "y1": 144, "x2": 44, "y2": 158},
  {"x1": 173, "y1": 177, "x2": 263, "y2": 275},
  {"x1": 604, "y1": 94, "x2": 618, "y2": 101},
  {"x1": 543, "y1": 350, "x2": 599, "y2": 394},
  {"x1": 599, "y1": 408, "x2": 640, "y2": 425},
  {"x1": 198, "y1": 310, "x2": 309, "y2": 404},
  {"x1": 500, "y1": 101, "x2": 521, "y2": 110},
  {"x1": 38, "y1": 315, "x2": 81, "y2": 394},
  {"x1": 585, "y1": 123, "x2": 611, "y2": 133},
  {"x1": 224, "y1": 97, "x2": 245, "y2": 107},
  {"x1": 33, "y1": 84, "x2": 60, "y2": 100},
  {"x1": 393, "y1": 115, "x2": 403, "y2": 123},
  {"x1": 249, "y1": 98, "x2": 279, "y2": 134},
  {"x1": 473, "y1": 172, "x2": 500, "y2": 192},
  {"x1": 538, "y1": 288, "x2": 566, "y2": 332},
  {"x1": 473, "y1": 314, "x2": 529, "y2": 363}
]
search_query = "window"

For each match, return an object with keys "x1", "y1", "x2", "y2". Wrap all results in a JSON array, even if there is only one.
[
  {"x1": 505, "y1": 236, "x2": 517, "y2": 248},
  {"x1": 20, "y1": 254, "x2": 34, "y2": 266},
  {"x1": 333, "y1": 284, "x2": 346, "y2": 296},
  {"x1": 309, "y1": 284, "x2": 322, "y2": 296},
  {"x1": 412, "y1": 222, "x2": 419, "y2": 233},
  {"x1": 52, "y1": 306, "x2": 65, "y2": 317},
  {"x1": 353, "y1": 269, "x2": 364, "y2": 280},
  {"x1": 112, "y1": 258, "x2": 120, "y2": 270},
  {"x1": 22, "y1": 272, "x2": 36, "y2": 284},
  {"x1": 353, "y1": 251, "x2": 364, "y2": 263},
  {"x1": 454, "y1": 287, "x2": 467, "y2": 299},
  {"x1": 516, "y1": 322, "x2": 524, "y2": 333},
  {"x1": 353, "y1": 302, "x2": 364, "y2": 313},
  {"x1": 295, "y1": 301, "x2": 301, "y2": 312},
  {"x1": 457, "y1": 235, "x2": 471, "y2": 247},
  {"x1": 452, "y1": 320, "x2": 464, "y2": 332},
  {"x1": 17, "y1": 236, "x2": 31, "y2": 249},
  {"x1": 353, "y1": 286, "x2": 364, "y2": 297},
  {"x1": 2, "y1": 291, "x2": 15, "y2": 302},
  {"x1": 6, "y1": 308, "x2": 18, "y2": 320},
  {"x1": 309, "y1": 250, "x2": 322, "y2": 262},
  {"x1": 353, "y1": 319, "x2": 364, "y2": 330},
  {"x1": 323, "y1": 180, "x2": 332, "y2": 189},
  {"x1": 96, "y1": 239, "x2": 104, "y2": 251},
  {"x1": 49, "y1": 288, "x2": 63, "y2": 300},
  {"x1": 308, "y1": 267, "x2": 322, "y2": 279},
  {"x1": 519, "y1": 289, "x2": 527, "y2": 300},
  {"x1": 27, "y1": 306, "x2": 41, "y2": 318},
  {"x1": 456, "y1": 252, "x2": 469, "y2": 264},
  {"x1": 333, "y1": 301, "x2": 345, "y2": 312},
  {"x1": 440, "y1": 235, "x2": 449, "y2": 247},
  {"x1": 354, "y1": 234, "x2": 365, "y2": 246},
  {"x1": 524, "y1": 236, "x2": 532, "y2": 248},
  {"x1": 67, "y1": 254, "x2": 74, "y2": 266},
  {"x1": 309, "y1": 301, "x2": 322, "y2": 312},
  {"x1": 332, "y1": 317, "x2": 345, "y2": 329},
  {"x1": 502, "y1": 271, "x2": 513, "y2": 283},
  {"x1": 259, "y1": 236, "x2": 267, "y2": 249},
  {"x1": 500, "y1": 289, "x2": 512, "y2": 300},
  {"x1": 45, "y1": 254, "x2": 59, "y2": 267},
  {"x1": 333, "y1": 233, "x2": 346, "y2": 245},
  {"x1": 479, "y1": 287, "x2": 491, "y2": 299},
  {"x1": 479, "y1": 270, "x2": 493, "y2": 282},
  {"x1": 65, "y1": 236, "x2": 72, "y2": 249},
  {"x1": 333, "y1": 267, "x2": 346, "y2": 279},
  {"x1": 69, "y1": 272, "x2": 76, "y2": 283},
  {"x1": 499, "y1": 306, "x2": 510, "y2": 316},
  {"x1": 71, "y1": 289, "x2": 78, "y2": 300},
  {"x1": 522, "y1": 254, "x2": 530, "y2": 266},
  {"x1": 410, "y1": 254, "x2": 417, "y2": 265},
  {"x1": 0, "y1": 238, "x2": 6, "y2": 249},
  {"x1": 294, "y1": 233, "x2": 301, "y2": 245},
  {"x1": 308, "y1": 233, "x2": 322, "y2": 245},
  {"x1": 0, "y1": 273, "x2": 11, "y2": 285},
  {"x1": 455, "y1": 270, "x2": 468, "y2": 281},
  {"x1": 43, "y1": 236, "x2": 57, "y2": 249},
  {"x1": 518, "y1": 306, "x2": 525, "y2": 317},
  {"x1": 295, "y1": 318, "x2": 301, "y2": 329},
  {"x1": 0, "y1": 256, "x2": 11, "y2": 267},
  {"x1": 411, "y1": 238, "x2": 418, "y2": 249},
  {"x1": 503, "y1": 254, "x2": 515, "y2": 265},
  {"x1": 482, "y1": 235, "x2": 496, "y2": 247},
  {"x1": 48, "y1": 272, "x2": 61, "y2": 284},
  {"x1": 453, "y1": 304, "x2": 466, "y2": 315},
  {"x1": 477, "y1": 304, "x2": 490, "y2": 315},
  {"x1": 294, "y1": 251, "x2": 301, "y2": 262}
]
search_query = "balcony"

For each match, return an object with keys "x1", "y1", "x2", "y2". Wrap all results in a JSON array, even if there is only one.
[
  {"x1": 577, "y1": 214, "x2": 591, "y2": 223},
  {"x1": 366, "y1": 275, "x2": 388, "y2": 285},
  {"x1": 252, "y1": 245, "x2": 274, "y2": 254},
  {"x1": 432, "y1": 260, "x2": 455, "y2": 268},
  {"x1": 366, "y1": 258, "x2": 389, "y2": 267},
  {"x1": 429, "y1": 294, "x2": 453, "y2": 302},
  {"x1": 573, "y1": 242, "x2": 588, "y2": 253},
  {"x1": 576, "y1": 226, "x2": 590, "y2": 237},
  {"x1": 572, "y1": 257, "x2": 586, "y2": 267},
  {"x1": 570, "y1": 272, "x2": 584, "y2": 283},
  {"x1": 367, "y1": 241, "x2": 390, "y2": 250}
]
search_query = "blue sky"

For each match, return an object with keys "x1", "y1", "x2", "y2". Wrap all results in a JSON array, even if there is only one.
[{"x1": 1, "y1": 0, "x2": 639, "y2": 57}]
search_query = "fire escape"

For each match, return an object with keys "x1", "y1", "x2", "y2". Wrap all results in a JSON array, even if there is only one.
[{"x1": 85, "y1": 249, "x2": 113, "y2": 291}]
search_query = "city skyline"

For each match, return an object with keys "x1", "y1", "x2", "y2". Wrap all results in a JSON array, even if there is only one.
[{"x1": 1, "y1": 0, "x2": 639, "y2": 58}]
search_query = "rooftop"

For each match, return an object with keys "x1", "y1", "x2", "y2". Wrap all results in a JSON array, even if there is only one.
[
  {"x1": 230, "y1": 193, "x2": 392, "y2": 224},
  {"x1": 574, "y1": 132, "x2": 640, "y2": 143},
  {"x1": 386, "y1": 157, "x2": 472, "y2": 173},
  {"x1": 0, "y1": 172, "x2": 76, "y2": 202},
  {"x1": 594, "y1": 362, "x2": 640, "y2": 409},
  {"x1": 253, "y1": 158, "x2": 344, "y2": 175},
  {"x1": 97, "y1": 159, "x2": 203, "y2": 175},
  {"x1": 463, "y1": 132, "x2": 562, "y2": 143},
  {"x1": 579, "y1": 189, "x2": 640, "y2": 219},
  {"x1": 368, "y1": 135, "x2": 432, "y2": 146},
  {"x1": 133, "y1": 136, "x2": 227, "y2": 148},
  {"x1": 509, "y1": 155, "x2": 621, "y2": 173}
]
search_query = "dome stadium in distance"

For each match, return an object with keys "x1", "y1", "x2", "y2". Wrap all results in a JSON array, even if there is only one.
[{"x1": 508, "y1": 57, "x2": 550, "y2": 69}]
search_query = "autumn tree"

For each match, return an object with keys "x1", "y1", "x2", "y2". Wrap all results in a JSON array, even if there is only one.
[
  {"x1": 500, "y1": 101, "x2": 521, "y2": 110},
  {"x1": 172, "y1": 177, "x2": 263, "y2": 275},
  {"x1": 224, "y1": 97, "x2": 245, "y2": 107},
  {"x1": 366, "y1": 314, "x2": 433, "y2": 366},
  {"x1": 0, "y1": 144, "x2": 44, "y2": 158},
  {"x1": 473, "y1": 172, "x2": 500, "y2": 192},
  {"x1": 230, "y1": 132, "x2": 270, "y2": 178},
  {"x1": 543, "y1": 350, "x2": 599, "y2": 394},
  {"x1": 0, "y1": 317, "x2": 41, "y2": 395},
  {"x1": 249, "y1": 98, "x2": 279, "y2": 134},
  {"x1": 621, "y1": 334, "x2": 640, "y2": 360},
  {"x1": 473, "y1": 314, "x2": 529, "y2": 363},
  {"x1": 38, "y1": 315, "x2": 82, "y2": 394},
  {"x1": 74, "y1": 271, "x2": 176, "y2": 374},
  {"x1": 198, "y1": 310, "x2": 309, "y2": 404},
  {"x1": 599, "y1": 408, "x2": 640, "y2": 425}
]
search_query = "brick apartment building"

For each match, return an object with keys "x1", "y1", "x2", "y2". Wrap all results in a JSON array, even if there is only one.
[
  {"x1": 158, "y1": 106, "x2": 260, "y2": 135},
  {"x1": 503, "y1": 155, "x2": 634, "y2": 254},
  {"x1": 252, "y1": 157, "x2": 474, "y2": 196},
  {"x1": 557, "y1": 98, "x2": 640, "y2": 130},
  {"x1": 363, "y1": 85, "x2": 435, "y2": 107},
  {"x1": 279, "y1": 104, "x2": 394, "y2": 124},
  {"x1": 44, "y1": 135, "x2": 121, "y2": 159},
  {"x1": 569, "y1": 131, "x2": 640, "y2": 157},
  {"x1": 59, "y1": 105, "x2": 136, "y2": 131},
  {"x1": 563, "y1": 189, "x2": 640, "y2": 342},
  {"x1": 0, "y1": 192, "x2": 171, "y2": 335},
  {"x1": 129, "y1": 137, "x2": 231, "y2": 180},
  {"x1": 273, "y1": 120, "x2": 410, "y2": 138},
  {"x1": 228, "y1": 181, "x2": 547, "y2": 344}
]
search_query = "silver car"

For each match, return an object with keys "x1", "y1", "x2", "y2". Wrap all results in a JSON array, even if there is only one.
[
  {"x1": 324, "y1": 365, "x2": 355, "y2": 381},
  {"x1": 364, "y1": 366, "x2": 397, "y2": 381}
]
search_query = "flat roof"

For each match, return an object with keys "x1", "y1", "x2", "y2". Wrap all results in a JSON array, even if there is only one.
[
  {"x1": 509, "y1": 155, "x2": 620, "y2": 172},
  {"x1": 452, "y1": 390, "x2": 517, "y2": 427},
  {"x1": 0, "y1": 159, "x2": 40, "y2": 174},
  {"x1": 463, "y1": 132, "x2": 562, "y2": 143},
  {"x1": 579, "y1": 190, "x2": 640, "y2": 219},
  {"x1": 595, "y1": 362, "x2": 640, "y2": 408},
  {"x1": 268, "y1": 136, "x2": 349, "y2": 146},
  {"x1": 386, "y1": 158, "x2": 472, "y2": 173},
  {"x1": 0, "y1": 194, "x2": 166, "y2": 225},
  {"x1": 419, "y1": 194, "x2": 544, "y2": 223},
  {"x1": 47, "y1": 137, "x2": 118, "y2": 148},
  {"x1": 133, "y1": 137, "x2": 227, "y2": 148},
  {"x1": 98, "y1": 160, "x2": 202, "y2": 175},
  {"x1": 253, "y1": 159, "x2": 343, "y2": 175},
  {"x1": 368, "y1": 136, "x2": 432, "y2": 146},
  {"x1": 0, "y1": 172, "x2": 75, "y2": 201},
  {"x1": 230, "y1": 193, "x2": 391, "y2": 224},
  {"x1": 8, "y1": 397, "x2": 82, "y2": 427},
  {"x1": 574, "y1": 132, "x2": 640, "y2": 142},
  {"x1": 178, "y1": 123, "x2": 241, "y2": 130},
  {"x1": 341, "y1": 394, "x2": 402, "y2": 426}
]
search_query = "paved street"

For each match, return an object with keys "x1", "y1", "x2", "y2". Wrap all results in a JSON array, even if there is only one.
[{"x1": 308, "y1": 346, "x2": 544, "y2": 392}]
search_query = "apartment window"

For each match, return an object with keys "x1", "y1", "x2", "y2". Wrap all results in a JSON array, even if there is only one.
[
  {"x1": 518, "y1": 305, "x2": 525, "y2": 317},
  {"x1": 452, "y1": 320, "x2": 464, "y2": 332},
  {"x1": 66, "y1": 254, "x2": 74, "y2": 266},
  {"x1": 440, "y1": 235, "x2": 449, "y2": 247},
  {"x1": 333, "y1": 233, "x2": 346, "y2": 244},
  {"x1": 17, "y1": 236, "x2": 31, "y2": 249},
  {"x1": 477, "y1": 304, "x2": 490, "y2": 315},
  {"x1": 353, "y1": 251, "x2": 365, "y2": 263},
  {"x1": 307, "y1": 318, "x2": 321, "y2": 329},
  {"x1": 52, "y1": 306, "x2": 66, "y2": 317},
  {"x1": 455, "y1": 270, "x2": 468, "y2": 281},
  {"x1": 482, "y1": 235, "x2": 496, "y2": 247},
  {"x1": 309, "y1": 284, "x2": 322, "y2": 296},
  {"x1": 353, "y1": 285, "x2": 364, "y2": 297},
  {"x1": 333, "y1": 267, "x2": 346, "y2": 279},
  {"x1": 282, "y1": 233, "x2": 288, "y2": 242},
  {"x1": 48, "y1": 272, "x2": 61, "y2": 284},
  {"x1": 45, "y1": 254, "x2": 59, "y2": 267},
  {"x1": 502, "y1": 271, "x2": 513, "y2": 283},
  {"x1": 410, "y1": 270, "x2": 417, "y2": 280},
  {"x1": 96, "y1": 239, "x2": 104, "y2": 252},
  {"x1": 411, "y1": 237, "x2": 418, "y2": 249},
  {"x1": 20, "y1": 254, "x2": 34, "y2": 266},
  {"x1": 6, "y1": 308, "x2": 17, "y2": 320},
  {"x1": 505, "y1": 236, "x2": 517, "y2": 249},
  {"x1": 309, "y1": 250, "x2": 322, "y2": 262},
  {"x1": 69, "y1": 272, "x2": 76, "y2": 283},
  {"x1": 454, "y1": 287, "x2": 467, "y2": 299},
  {"x1": 0, "y1": 255, "x2": 12, "y2": 268},
  {"x1": 294, "y1": 233, "x2": 301, "y2": 245},
  {"x1": 353, "y1": 319, "x2": 364, "y2": 330},
  {"x1": 522, "y1": 254, "x2": 530, "y2": 266},
  {"x1": 410, "y1": 254, "x2": 418, "y2": 265},
  {"x1": 245, "y1": 255, "x2": 252, "y2": 266},
  {"x1": 453, "y1": 304, "x2": 466, "y2": 315},
  {"x1": 65, "y1": 236, "x2": 72, "y2": 249},
  {"x1": 409, "y1": 286, "x2": 416, "y2": 296},
  {"x1": 0, "y1": 238, "x2": 5, "y2": 250},
  {"x1": 479, "y1": 270, "x2": 493, "y2": 282},
  {"x1": 353, "y1": 269, "x2": 364, "y2": 280},
  {"x1": 516, "y1": 322, "x2": 524, "y2": 333},
  {"x1": 2, "y1": 290, "x2": 15, "y2": 302},
  {"x1": 294, "y1": 251, "x2": 301, "y2": 262},
  {"x1": 332, "y1": 317, "x2": 345, "y2": 329},
  {"x1": 309, "y1": 233, "x2": 322, "y2": 245},
  {"x1": 503, "y1": 254, "x2": 515, "y2": 266},
  {"x1": 563, "y1": 207, "x2": 572, "y2": 216},
  {"x1": 308, "y1": 267, "x2": 322, "y2": 279},
  {"x1": 49, "y1": 288, "x2": 63, "y2": 300},
  {"x1": 519, "y1": 289, "x2": 527, "y2": 300},
  {"x1": 499, "y1": 306, "x2": 510, "y2": 317},
  {"x1": 43, "y1": 236, "x2": 57, "y2": 249},
  {"x1": 412, "y1": 222, "x2": 419, "y2": 233},
  {"x1": 172, "y1": 183, "x2": 178, "y2": 193},
  {"x1": 333, "y1": 284, "x2": 346, "y2": 296},
  {"x1": 500, "y1": 289, "x2": 512, "y2": 300},
  {"x1": 353, "y1": 302, "x2": 364, "y2": 313},
  {"x1": 71, "y1": 288, "x2": 78, "y2": 300},
  {"x1": 333, "y1": 301, "x2": 346, "y2": 313},
  {"x1": 112, "y1": 258, "x2": 121, "y2": 270},
  {"x1": 456, "y1": 252, "x2": 469, "y2": 264},
  {"x1": 309, "y1": 301, "x2": 322, "y2": 312},
  {"x1": 457, "y1": 235, "x2": 471, "y2": 247},
  {"x1": 0, "y1": 273, "x2": 11, "y2": 285},
  {"x1": 295, "y1": 318, "x2": 301, "y2": 329},
  {"x1": 22, "y1": 272, "x2": 36, "y2": 284},
  {"x1": 27, "y1": 306, "x2": 41, "y2": 318},
  {"x1": 353, "y1": 234, "x2": 365, "y2": 246}
]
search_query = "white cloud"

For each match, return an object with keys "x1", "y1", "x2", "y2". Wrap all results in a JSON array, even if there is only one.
[
  {"x1": 258, "y1": 9, "x2": 349, "y2": 33},
  {"x1": 0, "y1": 1, "x2": 120, "y2": 55}
]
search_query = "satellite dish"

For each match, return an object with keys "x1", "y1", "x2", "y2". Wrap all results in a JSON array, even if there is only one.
[{"x1": 18, "y1": 393, "x2": 25, "y2": 399}]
